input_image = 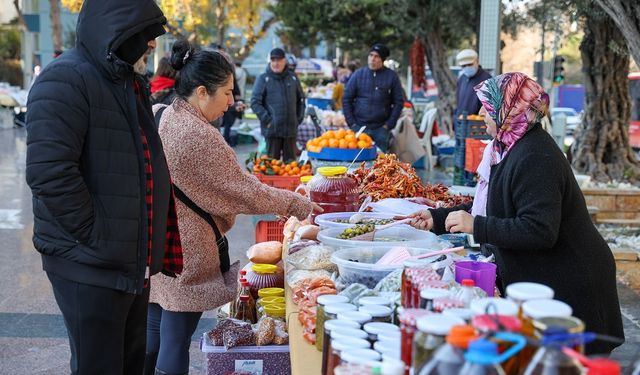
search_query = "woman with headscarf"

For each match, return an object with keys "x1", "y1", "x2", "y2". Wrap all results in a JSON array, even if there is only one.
[{"x1": 403, "y1": 72, "x2": 624, "y2": 354}]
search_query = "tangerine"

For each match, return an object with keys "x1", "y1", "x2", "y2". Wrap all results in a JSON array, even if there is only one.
[
  {"x1": 319, "y1": 139, "x2": 329, "y2": 148},
  {"x1": 338, "y1": 139, "x2": 348, "y2": 149},
  {"x1": 335, "y1": 129, "x2": 346, "y2": 139},
  {"x1": 344, "y1": 134, "x2": 355, "y2": 142},
  {"x1": 357, "y1": 140, "x2": 368, "y2": 149},
  {"x1": 348, "y1": 141, "x2": 358, "y2": 149},
  {"x1": 328, "y1": 139, "x2": 339, "y2": 148}
]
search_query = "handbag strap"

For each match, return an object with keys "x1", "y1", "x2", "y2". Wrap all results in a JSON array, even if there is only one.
[{"x1": 172, "y1": 184, "x2": 224, "y2": 243}]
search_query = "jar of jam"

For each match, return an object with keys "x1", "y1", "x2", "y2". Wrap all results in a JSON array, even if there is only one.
[
  {"x1": 336, "y1": 311, "x2": 372, "y2": 327},
  {"x1": 310, "y1": 166, "x2": 360, "y2": 220},
  {"x1": 316, "y1": 295, "x2": 350, "y2": 351},
  {"x1": 401, "y1": 261, "x2": 439, "y2": 308},
  {"x1": 322, "y1": 320, "x2": 361, "y2": 375},
  {"x1": 432, "y1": 297, "x2": 465, "y2": 313},
  {"x1": 412, "y1": 315, "x2": 465, "y2": 375},
  {"x1": 419, "y1": 288, "x2": 450, "y2": 311},
  {"x1": 398, "y1": 309, "x2": 432, "y2": 375},
  {"x1": 328, "y1": 337, "x2": 371, "y2": 375}
]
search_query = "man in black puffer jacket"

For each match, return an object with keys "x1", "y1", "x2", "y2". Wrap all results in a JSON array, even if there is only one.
[
  {"x1": 25, "y1": 1, "x2": 182, "y2": 374},
  {"x1": 251, "y1": 47, "x2": 305, "y2": 161}
]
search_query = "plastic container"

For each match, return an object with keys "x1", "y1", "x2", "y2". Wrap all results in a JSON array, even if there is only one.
[
  {"x1": 417, "y1": 325, "x2": 478, "y2": 375},
  {"x1": 314, "y1": 212, "x2": 397, "y2": 230},
  {"x1": 263, "y1": 304, "x2": 285, "y2": 320},
  {"x1": 320, "y1": 227, "x2": 442, "y2": 249},
  {"x1": 295, "y1": 175, "x2": 313, "y2": 197},
  {"x1": 522, "y1": 328, "x2": 583, "y2": 375},
  {"x1": 322, "y1": 320, "x2": 362, "y2": 375},
  {"x1": 420, "y1": 288, "x2": 451, "y2": 311},
  {"x1": 454, "y1": 261, "x2": 497, "y2": 297},
  {"x1": 359, "y1": 305, "x2": 393, "y2": 323},
  {"x1": 470, "y1": 298, "x2": 519, "y2": 317},
  {"x1": 330, "y1": 246, "x2": 449, "y2": 288},
  {"x1": 245, "y1": 264, "x2": 284, "y2": 298},
  {"x1": 254, "y1": 173, "x2": 301, "y2": 191},
  {"x1": 337, "y1": 311, "x2": 373, "y2": 326},
  {"x1": 363, "y1": 322, "x2": 399, "y2": 343},
  {"x1": 459, "y1": 340, "x2": 507, "y2": 375},
  {"x1": 412, "y1": 315, "x2": 466, "y2": 374},
  {"x1": 316, "y1": 295, "x2": 352, "y2": 351},
  {"x1": 255, "y1": 220, "x2": 286, "y2": 243},
  {"x1": 257, "y1": 287, "x2": 285, "y2": 298},
  {"x1": 310, "y1": 167, "x2": 360, "y2": 219}
]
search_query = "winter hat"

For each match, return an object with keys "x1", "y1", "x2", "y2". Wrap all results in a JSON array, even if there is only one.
[
  {"x1": 115, "y1": 22, "x2": 166, "y2": 65},
  {"x1": 370, "y1": 43, "x2": 390, "y2": 60},
  {"x1": 270, "y1": 48, "x2": 286, "y2": 60}
]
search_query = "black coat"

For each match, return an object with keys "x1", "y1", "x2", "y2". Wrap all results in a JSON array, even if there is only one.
[
  {"x1": 26, "y1": 0, "x2": 171, "y2": 294},
  {"x1": 250, "y1": 66, "x2": 305, "y2": 138},
  {"x1": 455, "y1": 67, "x2": 492, "y2": 116},
  {"x1": 430, "y1": 126, "x2": 624, "y2": 354}
]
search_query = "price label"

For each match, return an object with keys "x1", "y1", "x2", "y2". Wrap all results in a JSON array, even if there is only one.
[{"x1": 235, "y1": 359, "x2": 263, "y2": 375}]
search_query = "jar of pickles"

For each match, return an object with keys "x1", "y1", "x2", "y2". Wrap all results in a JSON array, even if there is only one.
[
  {"x1": 412, "y1": 315, "x2": 465, "y2": 375},
  {"x1": 399, "y1": 309, "x2": 432, "y2": 375},
  {"x1": 322, "y1": 320, "x2": 361, "y2": 375},
  {"x1": 328, "y1": 337, "x2": 371, "y2": 375},
  {"x1": 316, "y1": 295, "x2": 351, "y2": 351},
  {"x1": 358, "y1": 296, "x2": 392, "y2": 308},
  {"x1": 359, "y1": 305, "x2": 393, "y2": 323}
]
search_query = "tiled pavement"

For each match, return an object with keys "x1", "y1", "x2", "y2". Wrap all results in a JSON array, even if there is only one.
[{"x1": 0, "y1": 125, "x2": 638, "y2": 374}]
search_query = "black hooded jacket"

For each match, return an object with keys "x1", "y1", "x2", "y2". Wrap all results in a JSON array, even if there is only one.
[{"x1": 26, "y1": 0, "x2": 171, "y2": 294}]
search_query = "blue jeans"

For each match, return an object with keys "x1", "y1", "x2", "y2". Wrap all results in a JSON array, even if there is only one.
[{"x1": 146, "y1": 303, "x2": 203, "y2": 374}]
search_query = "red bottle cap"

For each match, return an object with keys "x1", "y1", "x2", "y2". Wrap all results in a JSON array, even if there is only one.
[
  {"x1": 588, "y1": 359, "x2": 621, "y2": 375},
  {"x1": 241, "y1": 281, "x2": 250, "y2": 287},
  {"x1": 462, "y1": 279, "x2": 475, "y2": 287},
  {"x1": 239, "y1": 270, "x2": 247, "y2": 275}
]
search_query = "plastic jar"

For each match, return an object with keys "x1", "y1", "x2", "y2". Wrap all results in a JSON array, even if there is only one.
[
  {"x1": 316, "y1": 295, "x2": 351, "y2": 351},
  {"x1": 412, "y1": 315, "x2": 465, "y2": 375},
  {"x1": 363, "y1": 322, "x2": 399, "y2": 343},
  {"x1": 331, "y1": 328, "x2": 370, "y2": 342},
  {"x1": 257, "y1": 296, "x2": 285, "y2": 318},
  {"x1": 359, "y1": 305, "x2": 393, "y2": 323},
  {"x1": 257, "y1": 287, "x2": 285, "y2": 298},
  {"x1": 295, "y1": 175, "x2": 314, "y2": 197},
  {"x1": 263, "y1": 304, "x2": 285, "y2": 321},
  {"x1": 337, "y1": 311, "x2": 372, "y2": 326},
  {"x1": 358, "y1": 296, "x2": 392, "y2": 307},
  {"x1": 472, "y1": 314, "x2": 523, "y2": 375},
  {"x1": 470, "y1": 297, "x2": 519, "y2": 317},
  {"x1": 310, "y1": 166, "x2": 360, "y2": 218},
  {"x1": 322, "y1": 319, "x2": 361, "y2": 375},
  {"x1": 399, "y1": 309, "x2": 433, "y2": 375},
  {"x1": 246, "y1": 264, "x2": 284, "y2": 298},
  {"x1": 328, "y1": 337, "x2": 371, "y2": 375},
  {"x1": 420, "y1": 288, "x2": 450, "y2": 311}
]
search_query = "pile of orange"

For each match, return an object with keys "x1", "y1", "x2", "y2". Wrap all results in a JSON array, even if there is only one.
[
  {"x1": 306, "y1": 129, "x2": 374, "y2": 153},
  {"x1": 251, "y1": 155, "x2": 312, "y2": 177}
]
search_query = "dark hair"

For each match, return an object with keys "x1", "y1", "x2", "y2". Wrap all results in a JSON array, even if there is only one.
[
  {"x1": 169, "y1": 39, "x2": 234, "y2": 99},
  {"x1": 153, "y1": 57, "x2": 177, "y2": 80}
]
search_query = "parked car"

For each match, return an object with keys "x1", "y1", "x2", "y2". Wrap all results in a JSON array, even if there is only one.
[{"x1": 551, "y1": 107, "x2": 582, "y2": 134}]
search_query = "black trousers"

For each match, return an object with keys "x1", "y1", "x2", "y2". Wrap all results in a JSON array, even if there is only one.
[
  {"x1": 146, "y1": 303, "x2": 203, "y2": 374},
  {"x1": 47, "y1": 272, "x2": 149, "y2": 375},
  {"x1": 222, "y1": 111, "x2": 237, "y2": 144},
  {"x1": 266, "y1": 136, "x2": 297, "y2": 162}
]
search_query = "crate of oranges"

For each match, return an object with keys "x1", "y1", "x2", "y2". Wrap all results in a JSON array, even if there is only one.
[
  {"x1": 247, "y1": 154, "x2": 313, "y2": 191},
  {"x1": 305, "y1": 129, "x2": 377, "y2": 161}
]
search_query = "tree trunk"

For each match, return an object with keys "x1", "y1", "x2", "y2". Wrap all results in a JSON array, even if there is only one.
[
  {"x1": 571, "y1": 11, "x2": 639, "y2": 183},
  {"x1": 50, "y1": 0, "x2": 63, "y2": 51},
  {"x1": 595, "y1": 0, "x2": 640, "y2": 68},
  {"x1": 214, "y1": 0, "x2": 227, "y2": 46},
  {"x1": 422, "y1": 30, "x2": 457, "y2": 135}
]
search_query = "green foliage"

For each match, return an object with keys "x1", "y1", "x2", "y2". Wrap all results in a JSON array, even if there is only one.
[
  {"x1": 0, "y1": 26, "x2": 21, "y2": 60},
  {"x1": 0, "y1": 59, "x2": 23, "y2": 86}
]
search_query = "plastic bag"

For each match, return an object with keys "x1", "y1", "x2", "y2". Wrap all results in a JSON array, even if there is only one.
[
  {"x1": 255, "y1": 317, "x2": 276, "y2": 346},
  {"x1": 286, "y1": 244, "x2": 335, "y2": 271},
  {"x1": 223, "y1": 326, "x2": 255, "y2": 349},
  {"x1": 288, "y1": 239, "x2": 320, "y2": 255},
  {"x1": 287, "y1": 269, "x2": 331, "y2": 289},
  {"x1": 272, "y1": 319, "x2": 289, "y2": 345},
  {"x1": 208, "y1": 318, "x2": 251, "y2": 346},
  {"x1": 339, "y1": 283, "x2": 369, "y2": 303},
  {"x1": 374, "y1": 268, "x2": 402, "y2": 292},
  {"x1": 247, "y1": 241, "x2": 282, "y2": 264}
]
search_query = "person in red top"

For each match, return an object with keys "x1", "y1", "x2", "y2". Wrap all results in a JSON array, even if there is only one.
[{"x1": 150, "y1": 57, "x2": 178, "y2": 105}]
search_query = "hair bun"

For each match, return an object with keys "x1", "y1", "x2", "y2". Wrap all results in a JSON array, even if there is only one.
[{"x1": 170, "y1": 39, "x2": 192, "y2": 71}]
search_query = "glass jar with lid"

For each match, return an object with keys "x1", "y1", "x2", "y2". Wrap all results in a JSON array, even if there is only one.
[
  {"x1": 316, "y1": 295, "x2": 351, "y2": 351},
  {"x1": 309, "y1": 166, "x2": 360, "y2": 218},
  {"x1": 328, "y1": 337, "x2": 371, "y2": 375},
  {"x1": 340, "y1": 348, "x2": 381, "y2": 366},
  {"x1": 359, "y1": 304, "x2": 393, "y2": 323},
  {"x1": 322, "y1": 320, "x2": 361, "y2": 375},
  {"x1": 506, "y1": 282, "x2": 554, "y2": 317},
  {"x1": 412, "y1": 314, "x2": 465, "y2": 374},
  {"x1": 358, "y1": 296, "x2": 392, "y2": 307},
  {"x1": 399, "y1": 308, "x2": 432, "y2": 375},
  {"x1": 363, "y1": 321, "x2": 399, "y2": 343},
  {"x1": 337, "y1": 311, "x2": 372, "y2": 327},
  {"x1": 330, "y1": 327, "x2": 369, "y2": 342},
  {"x1": 472, "y1": 313, "x2": 523, "y2": 375},
  {"x1": 420, "y1": 288, "x2": 450, "y2": 311}
]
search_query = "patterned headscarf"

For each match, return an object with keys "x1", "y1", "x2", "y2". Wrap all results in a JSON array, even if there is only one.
[
  {"x1": 474, "y1": 72, "x2": 549, "y2": 155},
  {"x1": 470, "y1": 73, "x2": 549, "y2": 217}
]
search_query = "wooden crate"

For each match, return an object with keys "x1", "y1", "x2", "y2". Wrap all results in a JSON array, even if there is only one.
[{"x1": 581, "y1": 188, "x2": 640, "y2": 223}]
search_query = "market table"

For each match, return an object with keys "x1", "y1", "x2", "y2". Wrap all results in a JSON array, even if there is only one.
[{"x1": 283, "y1": 241, "x2": 323, "y2": 375}]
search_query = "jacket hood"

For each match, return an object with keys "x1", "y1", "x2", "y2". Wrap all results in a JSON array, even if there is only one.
[{"x1": 76, "y1": 0, "x2": 166, "y2": 81}]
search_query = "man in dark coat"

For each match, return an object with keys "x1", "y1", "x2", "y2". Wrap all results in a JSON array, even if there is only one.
[
  {"x1": 454, "y1": 49, "x2": 492, "y2": 117},
  {"x1": 251, "y1": 47, "x2": 305, "y2": 161},
  {"x1": 342, "y1": 43, "x2": 405, "y2": 152},
  {"x1": 25, "y1": 1, "x2": 182, "y2": 373}
]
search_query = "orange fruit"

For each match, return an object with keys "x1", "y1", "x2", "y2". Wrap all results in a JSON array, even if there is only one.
[
  {"x1": 357, "y1": 140, "x2": 368, "y2": 149},
  {"x1": 319, "y1": 139, "x2": 329, "y2": 148},
  {"x1": 348, "y1": 141, "x2": 358, "y2": 149},
  {"x1": 260, "y1": 165, "x2": 267, "y2": 172},
  {"x1": 338, "y1": 139, "x2": 348, "y2": 149},
  {"x1": 344, "y1": 134, "x2": 355, "y2": 142},
  {"x1": 290, "y1": 161, "x2": 298, "y2": 168},
  {"x1": 322, "y1": 130, "x2": 335, "y2": 139},
  {"x1": 292, "y1": 167, "x2": 300, "y2": 175},
  {"x1": 284, "y1": 165, "x2": 292, "y2": 172},
  {"x1": 335, "y1": 129, "x2": 346, "y2": 139},
  {"x1": 358, "y1": 133, "x2": 371, "y2": 142},
  {"x1": 328, "y1": 139, "x2": 339, "y2": 148}
]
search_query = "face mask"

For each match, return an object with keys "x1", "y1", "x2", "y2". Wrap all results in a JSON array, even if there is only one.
[{"x1": 462, "y1": 66, "x2": 478, "y2": 77}]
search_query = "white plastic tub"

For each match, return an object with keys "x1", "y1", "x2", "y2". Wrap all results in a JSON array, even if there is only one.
[
  {"x1": 314, "y1": 212, "x2": 397, "y2": 229},
  {"x1": 317, "y1": 226, "x2": 438, "y2": 249}
]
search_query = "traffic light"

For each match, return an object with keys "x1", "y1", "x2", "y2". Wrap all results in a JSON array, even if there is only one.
[{"x1": 553, "y1": 55, "x2": 565, "y2": 84}]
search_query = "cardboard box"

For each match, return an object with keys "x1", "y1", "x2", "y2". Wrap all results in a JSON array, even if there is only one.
[{"x1": 201, "y1": 333, "x2": 290, "y2": 375}]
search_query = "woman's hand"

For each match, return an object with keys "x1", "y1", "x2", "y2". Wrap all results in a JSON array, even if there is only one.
[
  {"x1": 396, "y1": 210, "x2": 433, "y2": 231},
  {"x1": 311, "y1": 202, "x2": 324, "y2": 214},
  {"x1": 445, "y1": 210, "x2": 474, "y2": 234}
]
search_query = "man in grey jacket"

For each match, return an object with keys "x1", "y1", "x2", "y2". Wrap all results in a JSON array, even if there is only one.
[{"x1": 251, "y1": 48, "x2": 305, "y2": 161}]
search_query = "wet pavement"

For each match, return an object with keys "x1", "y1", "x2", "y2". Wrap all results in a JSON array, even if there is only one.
[{"x1": 0, "y1": 125, "x2": 639, "y2": 374}]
